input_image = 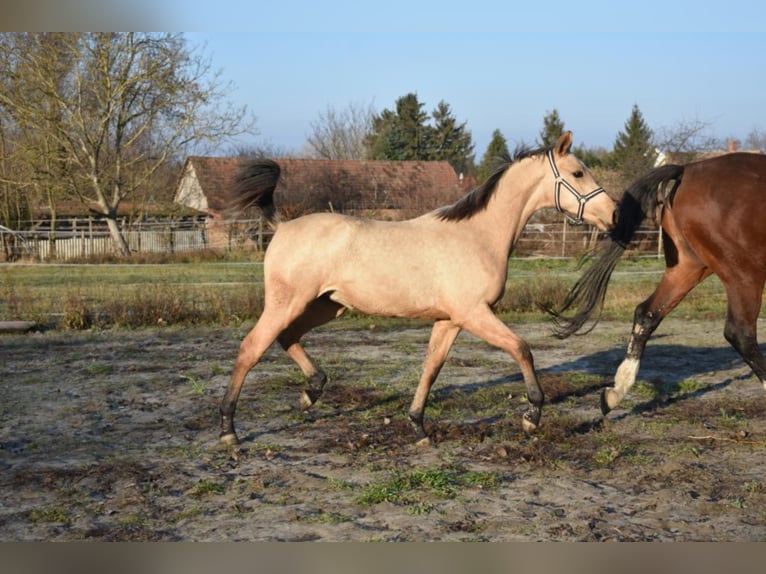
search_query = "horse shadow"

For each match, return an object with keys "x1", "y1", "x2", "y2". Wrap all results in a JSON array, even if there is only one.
[
  {"x1": 432, "y1": 333, "x2": 759, "y2": 426},
  {"x1": 235, "y1": 335, "x2": 761, "y2": 445}
]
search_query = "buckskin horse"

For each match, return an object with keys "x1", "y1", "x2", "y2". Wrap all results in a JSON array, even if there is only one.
[
  {"x1": 548, "y1": 152, "x2": 766, "y2": 415},
  {"x1": 219, "y1": 132, "x2": 616, "y2": 445}
]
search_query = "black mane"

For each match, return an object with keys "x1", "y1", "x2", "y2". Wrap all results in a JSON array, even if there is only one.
[{"x1": 437, "y1": 145, "x2": 550, "y2": 221}]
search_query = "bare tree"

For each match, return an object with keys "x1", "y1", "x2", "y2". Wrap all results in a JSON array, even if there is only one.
[
  {"x1": 744, "y1": 128, "x2": 766, "y2": 152},
  {"x1": 655, "y1": 116, "x2": 722, "y2": 158},
  {"x1": 0, "y1": 33, "x2": 255, "y2": 255},
  {"x1": 306, "y1": 101, "x2": 376, "y2": 160}
]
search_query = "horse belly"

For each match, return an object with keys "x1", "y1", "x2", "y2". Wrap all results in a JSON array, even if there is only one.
[{"x1": 327, "y1": 266, "x2": 450, "y2": 320}]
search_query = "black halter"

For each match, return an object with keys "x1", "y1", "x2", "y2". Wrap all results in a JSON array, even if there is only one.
[{"x1": 546, "y1": 150, "x2": 606, "y2": 225}]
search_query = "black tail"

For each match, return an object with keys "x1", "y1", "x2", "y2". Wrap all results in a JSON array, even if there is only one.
[
  {"x1": 546, "y1": 164, "x2": 685, "y2": 338},
  {"x1": 227, "y1": 159, "x2": 281, "y2": 228}
]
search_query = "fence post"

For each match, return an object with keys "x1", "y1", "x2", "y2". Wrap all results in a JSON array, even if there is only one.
[{"x1": 561, "y1": 219, "x2": 567, "y2": 258}]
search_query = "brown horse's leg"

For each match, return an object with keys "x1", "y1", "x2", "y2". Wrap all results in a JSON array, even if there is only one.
[
  {"x1": 277, "y1": 295, "x2": 346, "y2": 410},
  {"x1": 603, "y1": 260, "x2": 710, "y2": 414},
  {"x1": 461, "y1": 306, "x2": 543, "y2": 434},
  {"x1": 721, "y1": 274, "x2": 766, "y2": 387},
  {"x1": 407, "y1": 320, "x2": 461, "y2": 442}
]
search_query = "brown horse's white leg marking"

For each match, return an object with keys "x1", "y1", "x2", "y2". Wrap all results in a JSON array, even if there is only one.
[
  {"x1": 604, "y1": 357, "x2": 640, "y2": 412},
  {"x1": 408, "y1": 320, "x2": 461, "y2": 442}
]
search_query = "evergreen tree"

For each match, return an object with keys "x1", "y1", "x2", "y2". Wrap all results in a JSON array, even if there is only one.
[
  {"x1": 477, "y1": 129, "x2": 510, "y2": 182},
  {"x1": 366, "y1": 93, "x2": 429, "y2": 161},
  {"x1": 610, "y1": 104, "x2": 656, "y2": 181},
  {"x1": 366, "y1": 93, "x2": 475, "y2": 175},
  {"x1": 430, "y1": 100, "x2": 474, "y2": 175},
  {"x1": 538, "y1": 109, "x2": 565, "y2": 148}
]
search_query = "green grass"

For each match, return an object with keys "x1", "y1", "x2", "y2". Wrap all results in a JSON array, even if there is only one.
[
  {"x1": 188, "y1": 480, "x2": 226, "y2": 497},
  {"x1": 355, "y1": 466, "x2": 499, "y2": 506},
  {"x1": 0, "y1": 257, "x2": 738, "y2": 330}
]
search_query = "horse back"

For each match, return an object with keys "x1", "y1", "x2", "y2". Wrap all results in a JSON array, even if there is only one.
[{"x1": 667, "y1": 153, "x2": 766, "y2": 272}]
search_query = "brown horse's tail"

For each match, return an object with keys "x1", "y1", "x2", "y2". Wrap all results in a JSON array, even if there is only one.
[
  {"x1": 545, "y1": 164, "x2": 685, "y2": 339},
  {"x1": 227, "y1": 159, "x2": 282, "y2": 228}
]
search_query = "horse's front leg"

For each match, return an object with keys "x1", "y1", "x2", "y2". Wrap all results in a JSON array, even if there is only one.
[
  {"x1": 462, "y1": 307, "x2": 544, "y2": 434},
  {"x1": 603, "y1": 262, "x2": 707, "y2": 414},
  {"x1": 408, "y1": 320, "x2": 461, "y2": 443}
]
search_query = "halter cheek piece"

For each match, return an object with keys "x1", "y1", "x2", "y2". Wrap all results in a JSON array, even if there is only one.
[{"x1": 546, "y1": 150, "x2": 606, "y2": 225}]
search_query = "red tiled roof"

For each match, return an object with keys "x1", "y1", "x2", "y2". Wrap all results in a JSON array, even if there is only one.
[{"x1": 177, "y1": 156, "x2": 461, "y2": 215}]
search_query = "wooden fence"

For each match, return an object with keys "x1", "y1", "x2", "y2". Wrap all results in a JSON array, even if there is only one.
[
  {"x1": 1, "y1": 223, "x2": 210, "y2": 261},
  {"x1": 0, "y1": 219, "x2": 663, "y2": 262}
]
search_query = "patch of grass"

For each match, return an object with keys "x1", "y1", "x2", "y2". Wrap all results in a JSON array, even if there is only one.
[
  {"x1": 85, "y1": 362, "x2": 113, "y2": 376},
  {"x1": 593, "y1": 446, "x2": 621, "y2": 467},
  {"x1": 676, "y1": 378, "x2": 706, "y2": 395},
  {"x1": 355, "y1": 466, "x2": 498, "y2": 506},
  {"x1": 408, "y1": 501, "x2": 436, "y2": 515},
  {"x1": 188, "y1": 480, "x2": 226, "y2": 497},
  {"x1": 28, "y1": 507, "x2": 70, "y2": 525},
  {"x1": 182, "y1": 374, "x2": 206, "y2": 395},
  {"x1": 118, "y1": 512, "x2": 151, "y2": 529},
  {"x1": 742, "y1": 480, "x2": 766, "y2": 497},
  {"x1": 175, "y1": 506, "x2": 204, "y2": 521},
  {"x1": 297, "y1": 510, "x2": 353, "y2": 524}
]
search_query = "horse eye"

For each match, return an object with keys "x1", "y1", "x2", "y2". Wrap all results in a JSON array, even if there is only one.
[{"x1": 572, "y1": 170, "x2": 584, "y2": 178}]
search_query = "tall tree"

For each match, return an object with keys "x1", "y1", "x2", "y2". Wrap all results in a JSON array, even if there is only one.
[
  {"x1": 538, "y1": 109, "x2": 565, "y2": 148},
  {"x1": 367, "y1": 93, "x2": 430, "y2": 161},
  {"x1": 477, "y1": 129, "x2": 510, "y2": 182},
  {"x1": 366, "y1": 93, "x2": 474, "y2": 176},
  {"x1": 429, "y1": 100, "x2": 474, "y2": 175},
  {"x1": 611, "y1": 104, "x2": 656, "y2": 181},
  {"x1": 0, "y1": 32, "x2": 254, "y2": 255}
]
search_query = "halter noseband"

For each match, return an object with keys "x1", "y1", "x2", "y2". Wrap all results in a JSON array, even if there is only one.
[{"x1": 546, "y1": 150, "x2": 606, "y2": 225}]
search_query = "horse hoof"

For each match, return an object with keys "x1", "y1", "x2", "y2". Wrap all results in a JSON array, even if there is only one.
[
  {"x1": 220, "y1": 432, "x2": 240, "y2": 446},
  {"x1": 600, "y1": 388, "x2": 618, "y2": 415},
  {"x1": 521, "y1": 417, "x2": 538, "y2": 435},
  {"x1": 522, "y1": 406, "x2": 541, "y2": 435}
]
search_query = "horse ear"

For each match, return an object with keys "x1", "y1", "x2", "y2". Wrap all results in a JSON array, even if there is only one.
[{"x1": 555, "y1": 131, "x2": 573, "y2": 156}]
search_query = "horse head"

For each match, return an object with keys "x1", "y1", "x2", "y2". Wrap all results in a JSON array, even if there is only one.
[{"x1": 546, "y1": 131, "x2": 616, "y2": 231}]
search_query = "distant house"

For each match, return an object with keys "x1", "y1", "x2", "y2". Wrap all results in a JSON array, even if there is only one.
[
  {"x1": 174, "y1": 156, "x2": 463, "y2": 249},
  {"x1": 655, "y1": 140, "x2": 763, "y2": 167}
]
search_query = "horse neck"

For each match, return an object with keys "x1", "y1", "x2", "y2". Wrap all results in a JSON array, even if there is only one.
[{"x1": 470, "y1": 157, "x2": 548, "y2": 258}]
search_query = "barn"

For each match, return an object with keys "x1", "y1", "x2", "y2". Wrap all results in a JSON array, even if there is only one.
[{"x1": 173, "y1": 156, "x2": 465, "y2": 250}]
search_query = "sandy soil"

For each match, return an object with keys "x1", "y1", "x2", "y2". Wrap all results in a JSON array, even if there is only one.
[{"x1": 1, "y1": 317, "x2": 765, "y2": 541}]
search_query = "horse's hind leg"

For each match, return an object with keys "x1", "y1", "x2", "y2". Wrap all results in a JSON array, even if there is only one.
[
  {"x1": 721, "y1": 273, "x2": 766, "y2": 387},
  {"x1": 408, "y1": 320, "x2": 461, "y2": 442},
  {"x1": 603, "y1": 260, "x2": 710, "y2": 414},
  {"x1": 220, "y1": 311, "x2": 288, "y2": 445},
  {"x1": 277, "y1": 294, "x2": 346, "y2": 410}
]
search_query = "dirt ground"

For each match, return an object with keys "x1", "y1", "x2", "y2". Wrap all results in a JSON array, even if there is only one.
[{"x1": 1, "y1": 316, "x2": 765, "y2": 541}]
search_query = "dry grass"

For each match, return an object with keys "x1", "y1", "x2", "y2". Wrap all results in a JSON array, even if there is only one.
[{"x1": 0, "y1": 256, "x2": 733, "y2": 330}]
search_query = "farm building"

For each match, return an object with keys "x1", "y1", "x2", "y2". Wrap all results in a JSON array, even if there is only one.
[{"x1": 173, "y1": 156, "x2": 465, "y2": 249}]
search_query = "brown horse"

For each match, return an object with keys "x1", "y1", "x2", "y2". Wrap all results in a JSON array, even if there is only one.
[
  {"x1": 549, "y1": 152, "x2": 766, "y2": 415},
  {"x1": 219, "y1": 132, "x2": 616, "y2": 445}
]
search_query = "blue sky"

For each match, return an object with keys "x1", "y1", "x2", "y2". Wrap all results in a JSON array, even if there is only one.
[
  {"x1": 10, "y1": 1, "x2": 766, "y2": 157},
  {"x1": 185, "y1": 26, "x2": 765, "y2": 157}
]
